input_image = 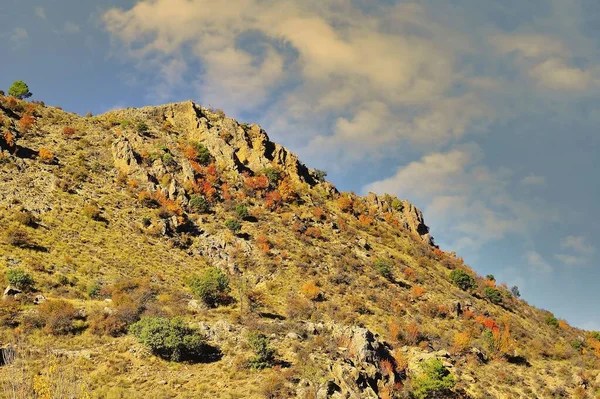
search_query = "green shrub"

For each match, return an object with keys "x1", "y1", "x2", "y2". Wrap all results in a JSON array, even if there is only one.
[
  {"x1": 235, "y1": 204, "x2": 249, "y2": 219},
  {"x1": 374, "y1": 258, "x2": 392, "y2": 280},
  {"x1": 545, "y1": 315, "x2": 559, "y2": 328},
  {"x1": 8, "y1": 80, "x2": 32, "y2": 100},
  {"x1": 87, "y1": 282, "x2": 102, "y2": 298},
  {"x1": 191, "y1": 142, "x2": 211, "y2": 165},
  {"x1": 136, "y1": 122, "x2": 149, "y2": 134},
  {"x1": 130, "y1": 317, "x2": 207, "y2": 361},
  {"x1": 391, "y1": 198, "x2": 404, "y2": 212},
  {"x1": 449, "y1": 269, "x2": 476, "y2": 291},
  {"x1": 262, "y1": 167, "x2": 281, "y2": 186},
  {"x1": 484, "y1": 287, "x2": 503, "y2": 304},
  {"x1": 411, "y1": 358, "x2": 455, "y2": 399},
  {"x1": 312, "y1": 169, "x2": 327, "y2": 182},
  {"x1": 188, "y1": 268, "x2": 230, "y2": 307},
  {"x1": 247, "y1": 332, "x2": 276, "y2": 369},
  {"x1": 189, "y1": 195, "x2": 210, "y2": 213},
  {"x1": 225, "y1": 218, "x2": 242, "y2": 233},
  {"x1": 486, "y1": 274, "x2": 495, "y2": 281},
  {"x1": 6, "y1": 268, "x2": 34, "y2": 290}
]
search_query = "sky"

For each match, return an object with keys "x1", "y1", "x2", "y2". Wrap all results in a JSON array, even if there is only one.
[{"x1": 1, "y1": 0, "x2": 599, "y2": 330}]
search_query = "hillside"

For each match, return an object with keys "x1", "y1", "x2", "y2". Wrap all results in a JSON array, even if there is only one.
[{"x1": 0, "y1": 95, "x2": 599, "y2": 399}]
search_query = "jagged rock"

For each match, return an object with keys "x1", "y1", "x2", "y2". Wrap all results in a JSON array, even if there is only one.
[
  {"x1": 3, "y1": 286, "x2": 21, "y2": 298},
  {"x1": 33, "y1": 294, "x2": 46, "y2": 305},
  {"x1": 286, "y1": 332, "x2": 303, "y2": 340},
  {"x1": 188, "y1": 299, "x2": 205, "y2": 312}
]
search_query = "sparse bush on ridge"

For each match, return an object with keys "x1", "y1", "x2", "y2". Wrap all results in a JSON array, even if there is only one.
[{"x1": 449, "y1": 269, "x2": 476, "y2": 291}]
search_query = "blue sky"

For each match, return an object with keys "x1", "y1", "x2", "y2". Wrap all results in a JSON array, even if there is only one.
[{"x1": 1, "y1": 0, "x2": 599, "y2": 330}]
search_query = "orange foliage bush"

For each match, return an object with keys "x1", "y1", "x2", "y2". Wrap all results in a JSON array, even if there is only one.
[
  {"x1": 221, "y1": 183, "x2": 231, "y2": 201},
  {"x1": 62, "y1": 126, "x2": 76, "y2": 136},
  {"x1": 183, "y1": 145, "x2": 198, "y2": 160},
  {"x1": 2, "y1": 130, "x2": 15, "y2": 147},
  {"x1": 358, "y1": 214, "x2": 373, "y2": 226},
  {"x1": 558, "y1": 320, "x2": 569, "y2": 330},
  {"x1": 245, "y1": 175, "x2": 269, "y2": 193},
  {"x1": 337, "y1": 196, "x2": 353, "y2": 213},
  {"x1": 256, "y1": 235, "x2": 271, "y2": 253},
  {"x1": 278, "y1": 178, "x2": 296, "y2": 201},
  {"x1": 379, "y1": 359, "x2": 394, "y2": 377},
  {"x1": 300, "y1": 281, "x2": 320, "y2": 300},
  {"x1": 392, "y1": 350, "x2": 408, "y2": 373},
  {"x1": 38, "y1": 148, "x2": 54, "y2": 163},
  {"x1": 388, "y1": 320, "x2": 401, "y2": 342},
  {"x1": 403, "y1": 267, "x2": 416, "y2": 281},
  {"x1": 451, "y1": 331, "x2": 472, "y2": 354},
  {"x1": 411, "y1": 285, "x2": 426, "y2": 299},
  {"x1": 265, "y1": 190, "x2": 282, "y2": 210},
  {"x1": 37, "y1": 300, "x2": 78, "y2": 335},
  {"x1": 463, "y1": 310, "x2": 475, "y2": 320},
  {"x1": 383, "y1": 212, "x2": 400, "y2": 227},
  {"x1": 304, "y1": 227, "x2": 322, "y2": 239},
  {"x1": 312, "y1": 207, "x2": 325, "y2": 219},
  {"x1": 406, "y1": 321, "x2": 420, "y2": 345},
  {"x1": 154, "y1": 191, "x2": 183, "y2": 216},
  {"x1": 18, "y1": 114, "x2": 35, "y2": 132}
]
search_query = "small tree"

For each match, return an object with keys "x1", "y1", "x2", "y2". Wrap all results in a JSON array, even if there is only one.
[
  {"x1": 188, "y1": 268, "x2": 230, "y2": 307},
  {"x1": 130, "y1": 317, "x2": 207, "y2": 361},
  {"x1": 484, "y1": 287, "x2": 502, "y2": 304},
  {"x1": 189, "y1": 195, "x2": 210, "y2": 213},
  {"x1": 374, "y1": 258, "x2": 392, "y2": 280},
  {"x1": 8, "y1": 80, "x2": 32, "y2": 100},
  {"x1": 411, "y1": 358, "x2": 455, "y2": 399},
  {"x1": 235, "y1": 204, "x2": 249, "y2": 219},
  {"x1": 510, "y1": 285, "x2": 521, "y2": 298},
  {"x1": 136, "y1": 122, "x2": 149, "y2": 134},
  {"x1": 225, "y1": 218, "x2": 242, "y2": 233},
  {"x1": 6, "y1": 268, "x2": 34, "y2": 290},
  {"x1": 449, "y1": 269, "x2": 476, "y2": 291},
  {"x1": 247, "y1": 332, "x2": 276, "y2": 369},
  {"x1": 312, "y1": 169, "x2": 327, "y2": 182}
]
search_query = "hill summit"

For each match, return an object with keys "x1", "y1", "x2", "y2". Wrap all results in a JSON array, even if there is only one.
[{"x1": 0, "y1": 95, "x2": 599, "y2": 398}]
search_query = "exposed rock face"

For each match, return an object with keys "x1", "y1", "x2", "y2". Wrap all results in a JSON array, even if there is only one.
[
  {"x1": 107, "y1": 101, "x2": 323, "y2": 187},
  {"x1": 366, "y1": 192, "x2": 433, "y2": 244}
]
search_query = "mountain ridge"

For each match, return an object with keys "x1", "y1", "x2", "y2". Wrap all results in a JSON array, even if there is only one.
[{"x1": 0, "y1": 94, "x2": 599, "y2": 398}]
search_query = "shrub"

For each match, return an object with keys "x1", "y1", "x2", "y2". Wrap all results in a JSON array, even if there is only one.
[
  {"x1": 136, "y1": 122, "x2": 149, "y2": 134},
  {"x1": 300, "y1": 281, "x2": 320, "y2": 301},
  {"x1": 225, "y1": 218, "x2": 242, "y2": 233},
  {"x1": 312, "y1": 169, "x2": 327, "y2": 182},
  {"x1": 262, "y1": 167, "x2": 281, "y2": 186},
  {"x1": 411, "y1": 358, "x2": 455, "y2": 399},
  {"x1": 510, "y1": 285, "x2": 521, "y2": 298},
  {"x1": 188, "y1": 268, "x2": 230, "y2": 307},
  {"x1": 6, "y1": 268, "x2": 34, "y2": 290},
  {"x1": 545, "y1": 315, "x2": 559, "y2": 328},
  {"x1": 235, "y1": 204, "x2": 249, "y2": 219},
  {"x1": 5, "y1": 227, "x2": 34, "y2": 248},
  {"x1": 247, "y1": 332, "x2": 276, "y2": 369},
  {"x1": 82, "y1": 204, "x2": 101, "y2": 220},
  {"x1": 14, "y1": 210, "x2": 36, "y2": 227},
  {"x1": 189, "y1": 195, "x2": 210, "y2": 213},
  {"x1": 484, "y1": 287, "x2": 502, "y2": 304},
  {"x1": 304, "y1": 227, "x2": 322, "y2": 239},
  {"x1": 130, "y1": 317, "x2": 207, "y2": 361},
  {"x1": 38, "y1": 148, "x2": 54, "y2": 163},
  {"x1": 337, "y1": 196, "x2": 353, "y2": 212},
  {"x1": 37, "y1": 300, "x2": 79, "y2": 335},
  {"x1": 391, "y1": 198, "x2": 404, "y2": 212},
  {"x1": 87, "y1": 282, "x2": 102, "y2": 298},
  {"x1": 374, "y1": 258, "x2": 392, "y2": 280},
  {"x1": 449, "y1": 269, "x2": 476, "y2": 291},
  {"x1": 19, "y1": 114, "x2": 35, "y2": 132},
  {"x1": 62, "y1": 126, "x2": 76, "y2": 136},
  {"x1": 8, "y1": 80, "x2": 32, "y2": 100},
  {"x1": 187, "y1": 142, "x2": 211, "y2": 165}
]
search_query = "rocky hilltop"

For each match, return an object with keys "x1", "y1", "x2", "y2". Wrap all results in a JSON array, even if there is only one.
[{"x1": 0, "y1": 95, "x2": 598, "y2": 399}]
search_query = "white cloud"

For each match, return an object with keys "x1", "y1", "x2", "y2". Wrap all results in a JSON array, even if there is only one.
[
  {"x1": 520, "y1": 174, "x2": 546, "y2": 186},
  {"x1": 560, "y1": 235, "x2": 595, "y2": 255},
  {"x1": 102, "y1": 0, "x2": 493, "y2": 156},
  {"x1": 527, "y1": 251, "x2": 553, "y2": 273},
  {"x1": 362, "y1": 144, "x2": 538, "y2": 250},
  {"x1": 529, "y1": 58, "x2": 591, "y2": 90},
  {"x1": 34, "y1": 6, "x2": 46, "y2": 20},
  {"x1": 64, "y1": 22, "x2": 81, "y2": 34},
  {"x1": 10, "y1": 28, "x2": 28, "y2": 46},
  {"x1": 554, "y1": 254, "x2": 583, "y2": 266}
]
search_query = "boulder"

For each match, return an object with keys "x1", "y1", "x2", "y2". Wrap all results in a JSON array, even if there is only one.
[{"x1": 3, "y1": 286, "x2": 22, "y2": 298}]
